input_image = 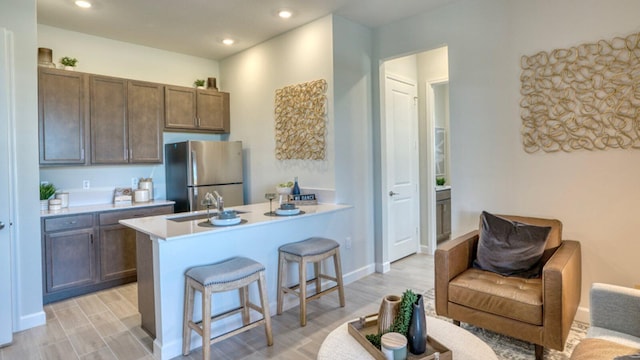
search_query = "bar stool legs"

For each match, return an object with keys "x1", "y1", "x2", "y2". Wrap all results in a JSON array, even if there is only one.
[
  {"x1": 182, "y1": 257, "x2": 273, "y2": 359},
  {"x1": 277, "y1": 237, "x2": 345, "y2": 326}
]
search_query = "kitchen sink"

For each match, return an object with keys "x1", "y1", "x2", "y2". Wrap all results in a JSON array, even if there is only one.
[{"x1": 168, "y1": 210, "x2": 247, "y2": 222}]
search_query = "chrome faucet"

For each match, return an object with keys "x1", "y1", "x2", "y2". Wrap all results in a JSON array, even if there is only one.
[{"x1": 213, "y1": 191, "x2": 224, "y2": 212}]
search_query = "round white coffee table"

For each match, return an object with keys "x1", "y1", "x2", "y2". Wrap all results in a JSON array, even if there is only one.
[{"x1": 317, "y1": 316, "x2": 497, "y2": 360}]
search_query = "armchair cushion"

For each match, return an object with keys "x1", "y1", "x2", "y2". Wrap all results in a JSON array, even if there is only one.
[
  {"x1": 450, "y1": 268, "x2": 543, "y2": 325},
  {"x1": 473, "y1": 211, "x2": 551, "y2": 278}
]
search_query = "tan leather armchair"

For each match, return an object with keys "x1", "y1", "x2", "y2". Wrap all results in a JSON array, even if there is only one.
[{"x1": 435, "y1": 215, "x2": 581, "y2": 360}]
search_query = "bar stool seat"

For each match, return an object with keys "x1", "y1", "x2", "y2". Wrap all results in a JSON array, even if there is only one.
[
  {"x1": 183, "y1": 256, "x2": 273, "y2": 360},
  {"x1": 277, "y1": 237, "x2": 345, "y2": 326}
]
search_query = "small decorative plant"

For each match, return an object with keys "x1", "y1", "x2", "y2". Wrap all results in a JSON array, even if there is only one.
[
  {"x1": 436, "y1": 177, "x2": 446, "y2": 186},
  {"x1": 366, "y1": 289, "x2": 418, "y2": 349},
  {"x1": 40, "y1": 183, "x2": 57, "y2": 200},
  {"x1": 60, "y1": 57, "x2": 78, "y2": 67},
  {"x1": 193, "y1": 79, "x2": 205, "y2": 87}
]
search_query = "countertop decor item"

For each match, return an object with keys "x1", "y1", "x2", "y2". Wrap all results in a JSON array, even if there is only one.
[
  {"x1": 40, "y1": 183, "x2": 56, "y2": 201},
  {"x1": 207, "y1": 77, "x2": 218, "y2": 90},
  {"x1": 436, "y1": 177, "x2": 445, "y2": 186},
  {"x1": 381, "y1": 332, "x2": 407, "y2": 360},
  {"x1": 366, "y1": 289, "x2": 418, "y2": 349}
]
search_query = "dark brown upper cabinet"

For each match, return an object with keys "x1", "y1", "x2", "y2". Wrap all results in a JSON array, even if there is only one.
[
  {"x1": 164, "y1": 86, "x2": 229, "y2": 133},
  {"x1": 38, "y1": 68, "x2": 89, "y2": 165},
  {"x1": 90, "y1": 75, "x2": 163, "y2": 164}
]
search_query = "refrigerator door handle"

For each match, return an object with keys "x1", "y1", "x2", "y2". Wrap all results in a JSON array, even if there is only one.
[{"x1": 191, "y1": 150, "x2": 198, "y2": 186}]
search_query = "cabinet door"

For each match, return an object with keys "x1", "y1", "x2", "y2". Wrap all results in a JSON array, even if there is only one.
[
  {"x1": 128, "y1": 81, "x2": 163, "y2": 163},
  {"x1": 91, "y1": 76, "x2": 127, "y2": 164},
  {"x1": 442, "y1": 199, "x2": 451, "y2": 236},
  {"x1": 38, "y1": 68, "x2": 88, "y2": 165},
  {"x1": 165, "y1": 86, "x2": 196, "y2": 129},
  {"x1": 99, "y1": 224, "x2": 137, "y2": 282},
  {"x1": 44, "y1": 228, "x2": 96, "y2": 293},
  {"x1": 196, "y1": 90, "x2": 229, "y2": 132}
]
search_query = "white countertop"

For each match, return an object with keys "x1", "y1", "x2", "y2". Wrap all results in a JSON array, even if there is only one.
[
  {"x1": 119, "y1": 202, "x2": 351, "y2": 241},
  {"x1": 40, "y1": 200, "x2": 175, "y2": 218},
  {"x1": 435, "y1": 185, "x2": 451, "y2": 191}
]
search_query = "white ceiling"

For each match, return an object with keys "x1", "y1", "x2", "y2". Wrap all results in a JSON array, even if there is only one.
[{"x1": 37, "y1": 0, "x2": 452, "y2": 60}]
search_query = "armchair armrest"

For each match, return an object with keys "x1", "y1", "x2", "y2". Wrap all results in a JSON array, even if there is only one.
[
  {"x1": 590, "y1": 283, "x2": 640, "y2": 338},
  {"x1": 434, "y1": 230, "x2": 479, "y2": 316},
  {"x1": 542, "y1": 240, "x2": 581, "y2": 350}
]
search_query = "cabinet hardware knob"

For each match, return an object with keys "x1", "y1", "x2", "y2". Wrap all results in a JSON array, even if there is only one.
[
  {"x1": 389, "y1": 191, "x2": 399, "y2": 196},
  {"x1": 0, "y1": 222, "x2": 4, "y2": 230}
]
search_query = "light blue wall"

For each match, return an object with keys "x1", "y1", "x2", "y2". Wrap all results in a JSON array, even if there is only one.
[{"x1": 0, "y1": 0, "x2": 45, "y2": 331}]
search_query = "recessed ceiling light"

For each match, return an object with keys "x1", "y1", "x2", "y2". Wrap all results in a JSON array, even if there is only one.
[
  {"x1": 222, "y1": 39, "x2": 235, "y2": 46},
  {"x1": 75, "y1": 0, "x2": 92, "y2": 8},
  {"x1": 278, "y1": 10, "x2": 292, "y2": 19}
]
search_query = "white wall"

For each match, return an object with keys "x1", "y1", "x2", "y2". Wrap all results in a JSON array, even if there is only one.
[
  {"x1": 0, "y1": 0, "x2": 45, "y2": 331},
  {"x1": 220, "y1": 16, "x2": 335, "y2": 203},
  {"x1": 384, "y1": 54, "x2": 418, "y2": 79},
  {"x1": 221, "y1": 15, "x2": 376, "y2": 280},
  {"x1": 375, "y1": 0, "x2": 640, "y2": 317},
  {"x1": 416, "y1": 47, "x2": 449, "y2": 248},
  {"x1": 332, "y1": 15, "x2": 376, "y2": 281},
  {"x1": 38, "y1": 25, "x2": 223, "y2": 204}
]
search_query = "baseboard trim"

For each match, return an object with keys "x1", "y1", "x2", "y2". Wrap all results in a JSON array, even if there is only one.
[
  {"x1": 574, "y1": 306, "x2": 589, "y2": 324},
  {"x1": 16, "y1": 310, "x2": 45, "y2": 332},
  {"x1": 375, "y1": 261, "x2": 390, "y2": 273}
]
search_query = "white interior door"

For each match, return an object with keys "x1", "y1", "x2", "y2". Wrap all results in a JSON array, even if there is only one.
[
  {"x1": 0, "y1": 28, "x2": 14, "y2": 346},
  {"x1": 383, "y1": 74, "x2": 419, "y2": 263}
]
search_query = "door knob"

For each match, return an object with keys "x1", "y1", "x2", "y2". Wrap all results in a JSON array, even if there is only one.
[
  {"x1": 0, "y1": 222, "x2": 4, "y2": 230},
  {"x1": 389, "y1": 191, "x2": 398, "y2": 196}
]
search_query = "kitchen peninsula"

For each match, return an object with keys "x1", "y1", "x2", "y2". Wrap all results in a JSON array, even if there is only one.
[{"x1": 119, "y1": 202, "x2": 352, "y2": 360}]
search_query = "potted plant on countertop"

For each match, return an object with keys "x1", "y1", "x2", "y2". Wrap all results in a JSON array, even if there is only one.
[
  {"x1": 40, "y1": 183, "x2": 56, "y2": 211},
  {"x1": 60, "y1": 56, "x2": 78, "y2": 70},
  {"x1": 194, "y1": 79, "x2": 206, "y2": 89}
]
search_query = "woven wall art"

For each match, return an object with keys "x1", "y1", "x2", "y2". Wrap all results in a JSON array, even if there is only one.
[
  {"x1": 520, "y1": 32, "x2": 640, "y2": 153},
  {"x1": 274, "y1": 79, "x2": 327, "y2": 160}
]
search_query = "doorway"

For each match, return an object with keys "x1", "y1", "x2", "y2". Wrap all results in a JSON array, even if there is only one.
[{"x1": 380, "y1": 46, "x2": 449, "y2": 270}]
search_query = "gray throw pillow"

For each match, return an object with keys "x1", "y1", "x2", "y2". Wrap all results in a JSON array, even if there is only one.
[{"x1": 473, "y1": 211, "x2": 552, "y2": 278}]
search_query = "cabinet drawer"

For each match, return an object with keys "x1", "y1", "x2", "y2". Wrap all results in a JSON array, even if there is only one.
[
  {"x1": 99, "y1": 205, "x2": 173, "y2": 225},
  {"x1": 44, "y1": 214, "x2": 94, "y2": 232},
  {"x1": 436, "y1": 189, "x2": 451, "y2": 201}
]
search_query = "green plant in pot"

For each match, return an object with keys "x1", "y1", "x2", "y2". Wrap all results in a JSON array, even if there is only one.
[
  {"x1": 436, "y1": 177, "x2": 446, "y2": 186},
  {"x1": 40, "y1": 183, "x2": 56, "y2": 211},
  {"x1": 60, "y1": 56, "x2": 78, "y2": 69},
  {"x1": 194, "y1": 79, "x2": 205, "y2": 88},
  {"x1": 366, "y1": 289, "x2": 418, "y2": 348}
]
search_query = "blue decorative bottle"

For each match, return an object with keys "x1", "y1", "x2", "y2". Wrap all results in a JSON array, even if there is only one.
[{"x1": 292, "y1": 177, "x2": 301, "y2": 195}]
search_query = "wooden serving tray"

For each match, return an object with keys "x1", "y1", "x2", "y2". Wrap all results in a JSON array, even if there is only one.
[{"x1": 347, "y1": 314, "x2": 452, "y2": 360}]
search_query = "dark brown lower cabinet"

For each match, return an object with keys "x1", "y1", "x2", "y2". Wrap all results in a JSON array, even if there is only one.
[
  {"x1": 42, "y1": 204, "x2": 173, "y2": 304},
  {"x1": 99, "y1": 224, "x2": 137, "y2": 282},
  {"x1": 44, "y1": 228, "x2": 96, "y2": 293}
]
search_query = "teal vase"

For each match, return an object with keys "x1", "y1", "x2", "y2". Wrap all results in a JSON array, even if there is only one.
[{"x1": 408, "y1": 294, "x2": 427, "y2": 354}]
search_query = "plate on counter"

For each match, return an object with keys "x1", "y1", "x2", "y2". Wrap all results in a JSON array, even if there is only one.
[
  {"x1": 199, "y1": 219, "x2": 247, "y2": 228},
  {"x1": 211, "y1": 216, "x2": 242, "y2": 226},
  {"x1": 275, "y1": 208, "x2": 302, "y2": 216}
]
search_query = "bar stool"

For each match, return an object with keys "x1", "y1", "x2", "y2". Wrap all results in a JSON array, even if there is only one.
[
  {"x1": 182, "y1": 256, "x2": 273, "y2": 359},
  {"x1": 277, "y1": 237, "x2": 345, "y2": 326}
]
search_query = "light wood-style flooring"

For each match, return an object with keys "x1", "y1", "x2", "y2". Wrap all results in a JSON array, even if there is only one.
[{"x1": 0, "y1": 253, "x2": 434, "y2": 360}]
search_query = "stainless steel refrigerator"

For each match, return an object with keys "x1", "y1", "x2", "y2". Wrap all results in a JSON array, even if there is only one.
[{"x1": 165, "y1": 140, "x2": 244, "y2": 213}]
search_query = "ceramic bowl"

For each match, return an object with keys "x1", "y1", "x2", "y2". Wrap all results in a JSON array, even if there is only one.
[
  {"x1": 218, "y1": 210, "x2": 237, "y2": 219},
  {"x1": 280, "y1": 202, "x2": 296, "y2": 210}
]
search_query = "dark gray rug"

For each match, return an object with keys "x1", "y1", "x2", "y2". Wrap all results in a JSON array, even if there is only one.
[{"x1": 422, "y1": 289, "x2": 587, "y2": 359}]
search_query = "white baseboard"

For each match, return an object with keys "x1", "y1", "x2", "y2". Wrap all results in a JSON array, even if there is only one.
[
  {"x1": 574, "y1": 306, "x2": 590, "y2": 324},
  {"x1": 16, "y1": 311, "x2": 45, "y2": 332},
  {"x1": 375, "y1": 261, "x2": 390, "y2": 273}
]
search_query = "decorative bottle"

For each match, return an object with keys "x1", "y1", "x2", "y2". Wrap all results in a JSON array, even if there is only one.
[
  {"x1": 292, "y1": 176, "x2": 301, "y2": 195},
  {"x1": 408, "y1": 294, "x2": 427, "y2": 354}
]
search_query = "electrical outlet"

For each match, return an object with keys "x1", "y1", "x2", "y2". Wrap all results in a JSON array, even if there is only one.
[
  {"x1": 131, "y1": 177, "x2": 139, "y2": 188},
  {"x1": 345, "y1": 236, "x2": 352, "y2": 249},
  {"x1": 82, "y1": 180, "x2": 90, "y2": 189}
]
